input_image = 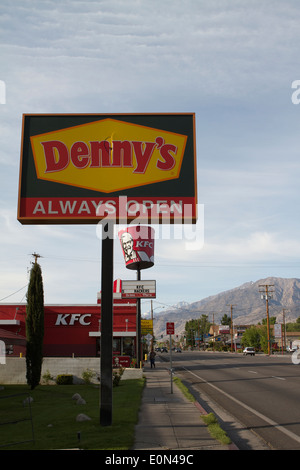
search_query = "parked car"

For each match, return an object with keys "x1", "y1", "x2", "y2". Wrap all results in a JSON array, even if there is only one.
[
  {"x1": 161, "y1": 347, "x2": 168, "y2": 353},
  {"x1": 243, "y1": 347, "x2": 255, "y2": 356},
  {"x1": 286, "y1": 346, "x2": 298, "y2": 353},
  {"x1": 175, "y1": 348, "x2": 182, "y2": 353}
]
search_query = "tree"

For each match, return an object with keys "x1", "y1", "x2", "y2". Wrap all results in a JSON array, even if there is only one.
[
  {"x1": 258, "y1": 326, "x2": 270, "y2": 354},
  {"x1": 221, "y1": 314, "x2": 231, "y2": 326},
  {"x1": 261, "y1": 316, "x2": 276, "y2": 325},
  {"x1": 241, "y1": 325, "x2": 271, "y2": 353},
  {"x1": 286, "y1": 318, "x2": 300, "y2": 332},
  {"x1": 26, "y1": 260, "x2": 44, "y2": 389},
  {"x1": 185, "y1": 315, "x2": 211, "y2": 347},
  {"x1": 241, "y1": 326, "x2": 261, "y2": 350}
]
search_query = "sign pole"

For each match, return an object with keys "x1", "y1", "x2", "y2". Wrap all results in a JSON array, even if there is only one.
[
  {"x1": 136, "y1": 268, "x2": 141, "y2": 368},
  {"x1": 170, "y1": 333, "x2": 173, "y2": 394},
  {"x1": 100, "y1": 222, "x2": 114, "y2": 426},
  {"x1": 166, "y1": 322, "x2": 175, "y2": 393}
]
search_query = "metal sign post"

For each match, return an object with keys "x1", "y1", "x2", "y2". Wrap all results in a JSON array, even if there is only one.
[
  {"x1": 166, "y1": 322, "x2": 175, "y2": 393},
  {"x1": 136, "y1": 268, "x2": 142, "y2": 368},
  {"x1": 170, "y1": 334, "x2": 173, "y2": 394},
  {"x1": 100, "y1": 222, "x2": 114, "y2": 426}
]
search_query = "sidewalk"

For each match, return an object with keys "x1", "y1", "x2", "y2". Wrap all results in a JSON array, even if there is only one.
[{"x1": 132, "y1": 359, "x2": 236, "y2": 451}]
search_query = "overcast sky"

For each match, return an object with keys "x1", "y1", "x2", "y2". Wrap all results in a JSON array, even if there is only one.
[{"x1": 1, "y1": 0, "x2": 300, "y2": 317}]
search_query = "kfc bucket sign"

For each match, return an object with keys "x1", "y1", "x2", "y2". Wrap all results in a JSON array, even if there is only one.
[{"x1": 119, "y1": 226, "x2": 154, "y2": 270}]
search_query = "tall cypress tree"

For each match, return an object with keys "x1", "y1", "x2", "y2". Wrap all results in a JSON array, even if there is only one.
[{"x1": 26, "y1": 259, "x2": 44, "y2": 389}]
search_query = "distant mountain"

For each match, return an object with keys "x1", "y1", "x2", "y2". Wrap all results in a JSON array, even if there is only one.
[{"x1": 153, "y1": 277, "x2": 300, "y2": 339}]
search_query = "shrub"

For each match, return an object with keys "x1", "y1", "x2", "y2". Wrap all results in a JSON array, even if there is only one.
[
  {"x1": 112, "y1": 368, "x2": 124, "y2": 387},
  {"x1": 42, "y1": 369, "x2": 54, "y2": 384},
  {"x1": 82, "y1": 369, "x2": 95, "y2": 384},
  {"x1": 130, "y1": 358, "x2": 136, "y2": 368},
  {"x1": 56, "y1": 374, "x2": 73, "y2": 385}
]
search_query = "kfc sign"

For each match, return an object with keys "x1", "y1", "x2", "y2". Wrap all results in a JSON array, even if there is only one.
[
  {"x1": 18, "y1": 114, "x2": 197, "y2": 224},
  {"x1": 55, "y1": 314, "x2": 92, "y2": 326},
  {"x1": 119, "y1": 225, "x2": 154, "y2": 270}
]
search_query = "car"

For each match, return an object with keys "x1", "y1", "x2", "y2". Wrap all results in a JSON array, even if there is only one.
[
  {"x1": 286, "y1": 346, "x2": 297, "y2": 353},
  {"x1": 161, "y1": 347, "x2": 168, "y2": 353},
  {"x1": 243, "y1": 347, "x2": 255, "y2": 356},
  {"x1": 175, "y1": 348, "x2": 182, "y2": 353}
]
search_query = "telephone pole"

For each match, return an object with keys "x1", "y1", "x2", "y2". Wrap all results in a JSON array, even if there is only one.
[
  {"x1": 31, "y1": 252, "x2": 41, "y2": 264},
  {"x1": 259, "y1": 284, "x2": 274, "y2": 355},
  {"x1": 282, "y1": 308, "x2": 287, "y2": 351},
  {"x1": 227, "y1": 305, "x2": 236, "y2": 352},
  {"x1": 212, "y1": 313, "x2": 215, "y2": 352}
]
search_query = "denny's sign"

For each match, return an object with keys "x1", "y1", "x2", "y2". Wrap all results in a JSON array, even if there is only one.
[{"x1": 18, "y1": 114, "x2": 197, "y2": 224}]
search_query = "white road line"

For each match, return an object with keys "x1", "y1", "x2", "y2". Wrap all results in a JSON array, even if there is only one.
[
  {"x1": 183, "y1": 366, "x2": 300, "y2": 445},
  {"x1": 272, "y1": 376, "x2": 286, "y2": 380},
  {"x1": 248, "y1": 370, "x2": 258, "y2": 374}
]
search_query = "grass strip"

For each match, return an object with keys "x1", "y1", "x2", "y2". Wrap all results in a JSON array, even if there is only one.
[
  {"x1": 173, "y1": 376, "x2": 232, "y2": 446},
  {"x1": 0, "y1": 378, "x2": 145, "y2": 450},
  {"x1": 201, "y1": 413, "x2": 232, "y2": 445}
]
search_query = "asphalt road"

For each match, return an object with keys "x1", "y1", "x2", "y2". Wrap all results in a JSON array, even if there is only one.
[{"x1": 159, "y1": 350, "x2": 300, "y2": 450}]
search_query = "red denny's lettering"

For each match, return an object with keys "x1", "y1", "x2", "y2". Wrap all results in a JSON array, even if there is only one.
[{"x1": 41, "y1": 136, "x2": 177, "y2": 174}]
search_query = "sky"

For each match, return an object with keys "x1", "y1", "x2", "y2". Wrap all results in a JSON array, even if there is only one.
[{"x1": 1, "y1": 0, "x2": 300, "y2": 317}]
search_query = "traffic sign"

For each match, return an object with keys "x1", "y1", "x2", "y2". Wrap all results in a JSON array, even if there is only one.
[{"x1": 166, "y1": 322, "x2": 175, "y2": 335}]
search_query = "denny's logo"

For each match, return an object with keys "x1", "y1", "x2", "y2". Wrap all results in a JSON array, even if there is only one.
[{"x1": 30, "y1": 119, "x2": 187, "y2": 193}]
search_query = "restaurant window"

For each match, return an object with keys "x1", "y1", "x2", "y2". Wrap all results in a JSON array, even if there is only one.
[
  {"x1": 123, "y1": 337, "x2": 134, "y2": 356},
  {"x1": 113, "y1": 338, "x2": 121, "y2": 355}
]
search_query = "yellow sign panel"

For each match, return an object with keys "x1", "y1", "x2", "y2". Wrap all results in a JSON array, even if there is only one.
[
  {"x1": 30, "y1": 119, "x2": 187, "y2": 193},
  {"x1": 141, "y1": 319, "x2": 153, "y2": 335}
]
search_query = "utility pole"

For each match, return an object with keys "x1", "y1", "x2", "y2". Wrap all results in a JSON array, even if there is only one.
[
  {"x1": 227, "y1": 305, "x2": 236, "y2": 352},
  {"x1": 259, "y1": 284, "x2": 274, "y2": 355},
  {"x1": 282, "y1": 308, "x2": 287, "y2": 351},
  {"x1": 212, "y1": 313, "x2": 215, "y2": 352},
  {"x1": 31, "y1": 252, "x2": 41, "y2": 264}
]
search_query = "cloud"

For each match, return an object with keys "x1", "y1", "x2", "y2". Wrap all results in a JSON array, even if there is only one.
[{"x1": 1, "y1": 0, "x2": 300, "y2": 307}]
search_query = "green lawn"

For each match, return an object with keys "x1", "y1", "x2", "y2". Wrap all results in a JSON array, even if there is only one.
[{"x1": 0, "y1": 378, "x2": 145, "y2": 450}]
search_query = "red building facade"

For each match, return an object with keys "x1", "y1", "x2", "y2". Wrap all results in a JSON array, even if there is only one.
[{"x1": 0, "y1": 284, "x2": 137, "y2": 362}]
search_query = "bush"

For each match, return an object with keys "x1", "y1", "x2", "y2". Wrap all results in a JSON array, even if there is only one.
[
  {"x1": 42, "y1": 369, "x2": 54, "y2": 384},
  {"x1": 82, "y1": 369, "x2": 95, "y2": 384},
  {"x1": 112, "y1": 368, "x2": 125, "y2": 387},
  {"x1": 56, "y1": 374, "x2": 73, "y2": 385}
]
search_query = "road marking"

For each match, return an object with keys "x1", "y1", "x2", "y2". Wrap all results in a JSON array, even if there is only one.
[
  {"x1": 248, "y1": 370, "x2": 258, "y2": 374},
  {"x1": 183, "y1": 366, "x2": 300, "y2": 445},
  {"x1": 272, "y1": 376, "x2": 286, "y2": 380}
]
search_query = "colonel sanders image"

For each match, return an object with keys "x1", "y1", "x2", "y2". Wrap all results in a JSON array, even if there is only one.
[{"x1": 121, "y1": 232, "x2": 137, "y2": 262}]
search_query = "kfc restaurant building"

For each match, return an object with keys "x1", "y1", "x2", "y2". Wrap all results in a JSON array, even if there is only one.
[{"x1": 0, "y1": 280, "x2": 137, "y2": 366}]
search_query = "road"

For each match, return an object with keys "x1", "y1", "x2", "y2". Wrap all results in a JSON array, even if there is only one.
[{"x1": 158, "y1": 350, "x2": 300, "y2": 450}]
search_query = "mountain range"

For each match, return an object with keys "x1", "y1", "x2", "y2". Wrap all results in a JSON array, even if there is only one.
[{"x1": 151, "y1": 277, "x2": 300, "y2": 339}]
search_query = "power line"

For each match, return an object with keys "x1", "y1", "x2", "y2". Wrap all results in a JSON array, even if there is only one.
[{"x1": 0, "y1": 284, "x2": 28, "y2": 302}]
